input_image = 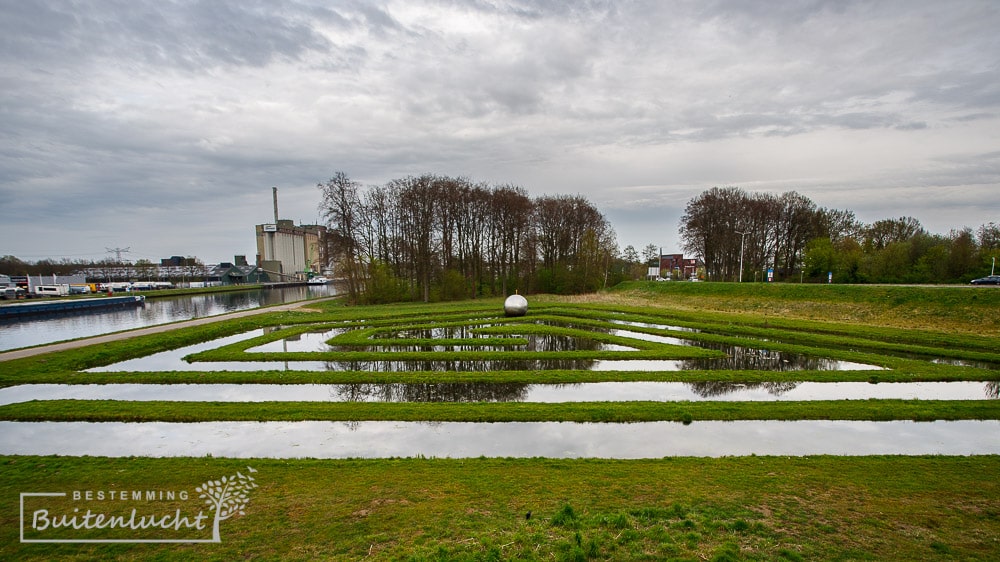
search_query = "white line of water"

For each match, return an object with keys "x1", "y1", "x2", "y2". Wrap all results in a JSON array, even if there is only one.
[
  {"x1": 1, "y1": 381, "x2": 994, "y2": 405},
  {"x1": 1, "y1": 420, "x2": 996, "y2": 458}
]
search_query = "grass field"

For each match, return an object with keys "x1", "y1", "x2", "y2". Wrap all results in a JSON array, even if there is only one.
[{"x1": 2, "y1": 282, "x2": 998, "y2": 560}]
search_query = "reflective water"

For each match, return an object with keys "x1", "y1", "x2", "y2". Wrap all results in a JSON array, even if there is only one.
[
  {"x1": 2, "y1": 381, "x2": 995, "y2": 405},
  {"x1": 1, "y1": 420, "x2": 996, "y2": 458},
  {"x1": 248, "y1": 328, "x2": 349, "y2": 352},
  {"x1": 86, "y1": 328, "x2": 886, "y2": 372},
  {"x1": 0, "y1": 285, "x2": 339, "y2": 351},
  {"x1": 608, "y1": 319, "x2": 700, "y2": 332}
]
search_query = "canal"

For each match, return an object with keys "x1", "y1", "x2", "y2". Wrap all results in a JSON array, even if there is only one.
[{"x1": 0, "y1": 284, "x2": 339, "y2": 352}]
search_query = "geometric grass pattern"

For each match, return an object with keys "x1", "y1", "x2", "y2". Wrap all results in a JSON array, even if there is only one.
[
  {"x1": 3, "y1": 299, "x2": 998, "y2": 425},
  {"x1": 2, "y1": 295, "x2": 999, "y2": 459},
  {"x1": 81, "y1": 300, "x2": 998, "y2": 392}
]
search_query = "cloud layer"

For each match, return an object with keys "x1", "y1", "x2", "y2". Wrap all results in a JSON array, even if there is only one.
[{"x1": 2, "y1": 0, "x2": 998, "y2": 262}]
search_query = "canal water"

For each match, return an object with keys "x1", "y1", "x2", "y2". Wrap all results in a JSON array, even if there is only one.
[{"x1": 0, "y1": 285, "x2": 338, "y2": 352}]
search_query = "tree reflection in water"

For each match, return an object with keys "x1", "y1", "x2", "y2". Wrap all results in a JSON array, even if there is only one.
[
  {"x1": 330, "y1": 382, "x2": 534, "y2": 403},
  {"x1": 679, "y1": 344, "x2": 846, "y2": 371},
  {"x1": 319, "y1": 344, "x2": 863, "y2": 373},
  {"x1": 337, "y1": 330, "x2": 630, "y2": 353},
  {"x1": 686, "y1": 381, "x2": 801, "y2": 398},
  {"x1": 328, "y1": 381, "x2": 805, "y2": 402},
  {"x1": 331, "y1": 337, "x2": 622, "y2": 353},
  {"x1": 323, "y1": 358, "x2": 599, "y2": 371}
]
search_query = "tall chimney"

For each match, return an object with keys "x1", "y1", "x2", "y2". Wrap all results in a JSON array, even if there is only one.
[{"x1": 272, "y1": 186, "x2": 279, "y2": 223}]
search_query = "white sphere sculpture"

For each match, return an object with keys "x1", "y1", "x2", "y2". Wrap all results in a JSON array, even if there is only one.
[{"x1": 504, "y1": 294, "x2": 528, "y2": 317}]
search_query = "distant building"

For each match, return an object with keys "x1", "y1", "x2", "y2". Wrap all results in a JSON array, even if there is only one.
[
  {"x1": 648, "y1": 253, "x2": 704, "y2": 280},
  {"x1": 78, "y1": 258, "x2": 265, "y2": 287},
  {"x1": 24, "y1": 274, "x2": 87, "y2": 287},
  {"x1": 207, "y1": 261, "x2": 269, "y2": 285},
  {"x1": 160, "y1": 256, "x2": 199, "y2": 267},
  {"x1": 255, "y1": 220, "x2": 326, "y2": 281}
]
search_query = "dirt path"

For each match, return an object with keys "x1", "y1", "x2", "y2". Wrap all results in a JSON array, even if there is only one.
[{"x1": 0, "y1": 298, "x2": 334, "y2": 362}]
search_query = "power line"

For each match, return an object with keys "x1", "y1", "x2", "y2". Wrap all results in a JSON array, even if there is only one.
[{"x1": 106, "y1": 246, "x2": 131, "y2": 262}]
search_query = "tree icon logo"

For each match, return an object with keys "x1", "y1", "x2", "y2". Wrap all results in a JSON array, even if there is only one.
[{"x1": 195, "y1": 467, "x2": 259, "y2": 543}]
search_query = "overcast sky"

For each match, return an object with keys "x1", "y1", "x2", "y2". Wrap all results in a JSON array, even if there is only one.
[{"x1": 2, "y1": 0, "x2": 998, "y2": 264}]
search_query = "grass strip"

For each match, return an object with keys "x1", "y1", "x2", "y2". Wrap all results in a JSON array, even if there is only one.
[{"x1": 3, "y1": 399, "x2": 998, "y2": 422}]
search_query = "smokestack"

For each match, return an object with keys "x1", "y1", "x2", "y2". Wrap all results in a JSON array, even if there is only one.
[{"x1": 272, "y1": 186, "x2": 279, "y2": 223}]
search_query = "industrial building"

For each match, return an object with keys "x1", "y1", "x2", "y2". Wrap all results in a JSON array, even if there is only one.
[{"x1": 254, "y1": 187, "x2": 327, "y2": 281}]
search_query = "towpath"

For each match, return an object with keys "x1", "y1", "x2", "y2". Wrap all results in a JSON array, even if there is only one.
[{"x1": 0, "y1": 298, "x2": 335, "y2": 362}]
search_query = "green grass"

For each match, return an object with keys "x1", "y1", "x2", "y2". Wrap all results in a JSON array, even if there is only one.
[
  {"x1": 610, "y1": 280, "x2": 1000, "y2": 336},
  {"x1": 2, "y1": 283, "x2": 999, "y2": 559},
  {"x1": 2, "y1": 297, "x2": 997, "y2": 391},
  {"x1": 4, "y1": 456, "x2": 999, "y2": 560},
  {"x1": 3, "y1": 399, "x2": 998, "y2": 423}
]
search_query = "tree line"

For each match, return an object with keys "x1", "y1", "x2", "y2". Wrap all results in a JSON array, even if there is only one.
[
  {"x1": 318, "y1": 172, "x2": 619, "y2": 303},
  {"x1": 6, "y1": 182, "x2": 995, "y2": 292},
  {"x1": 679, "y1": 186, "x2": 999, "y2": 283}
]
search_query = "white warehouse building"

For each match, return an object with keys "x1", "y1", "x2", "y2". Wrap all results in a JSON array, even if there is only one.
[{"x1": 255, "y1": 220, "x2": 326, "y2": 281}]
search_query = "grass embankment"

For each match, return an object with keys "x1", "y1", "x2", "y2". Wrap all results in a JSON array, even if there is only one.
[
  {"x1": 4, "y1": 456, "x2": 999, "y2": 560},
  {"x1": 604, "y1": 281, "x2": 1000, "y2": 336},
  {"x1": 2, "y1": 283, "x2": 999, "y2": 560}
]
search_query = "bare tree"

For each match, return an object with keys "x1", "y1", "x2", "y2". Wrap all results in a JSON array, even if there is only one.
[
  {"x1": 489, "y1": 184, "x2": 531, "y2": 294},
  {"x1": 976, "y1": 222, "x2": 1000, "y2": 250},
  {"x1": 641, "y1": 244, "x2": 659, "y2": 266},
  {"x1": 864, "y1": 217, "x2": 925, "y2": 251},
  {"x1": 816, "y1": 207, "x2": 862, "y2": 244},
  {"x1": 396, "y1": 175, "x2": 439, "y2": 302},
  {"x1": 318, "y1": 172, "x2": 615, "y2": 299},
  {"x1": 318, "y1": 172, "x2": 364, "y2": 301},
  {"x1": 773, "y1": 191, "x2": 819, "y2": 279},
  {"x1": 679, "y1": 186, "x2": 748, "y2": 280}
]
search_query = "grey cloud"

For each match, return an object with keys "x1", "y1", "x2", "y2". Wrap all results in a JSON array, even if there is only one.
[
  {"x1": 827, "y1": 112, "x2": 902, "y2": 130},
  {"x1": 1, "y1": 0, "x2": 335, "y2": 72},
  {"x1": 951, "y1": 112, "x2": 996, "y2": 122},
  {"x1": 2, "y1": 0, "x2": 999, "y2": 260}
]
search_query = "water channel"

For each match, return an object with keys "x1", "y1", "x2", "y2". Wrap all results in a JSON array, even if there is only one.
[
  {"x1": 84, "y1": 326, "x2": 887, "y2": 373},
  {"x1": 1, "y1": 420, "x2": 997, "y2": 458},
  {"x1": 0, "y1": 285, "x2": 339, "y2": 351},
  {"x1": 3, "y1": 381, "x2": 996, "y2": 405}
]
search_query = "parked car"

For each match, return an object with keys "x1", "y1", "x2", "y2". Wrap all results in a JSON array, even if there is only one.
[{"x1": 970, "y1": 275, "x2": 1000, "y2": 285}]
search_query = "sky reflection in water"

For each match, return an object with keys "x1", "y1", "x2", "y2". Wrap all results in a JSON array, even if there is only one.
[
  {"x1": 2, "y1": 381, "x2": 996, "y2": 406},
  {"x1": 1, "y1": 420, "x2": 997, "y2": 458},
  {"x1": 23, "y1": 318, "x2": 998, "y2": 459}
]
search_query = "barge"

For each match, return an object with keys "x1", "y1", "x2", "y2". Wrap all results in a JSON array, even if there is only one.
[{"x1": 0, "y1": 295, "x2": 145, "y2": 319}]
